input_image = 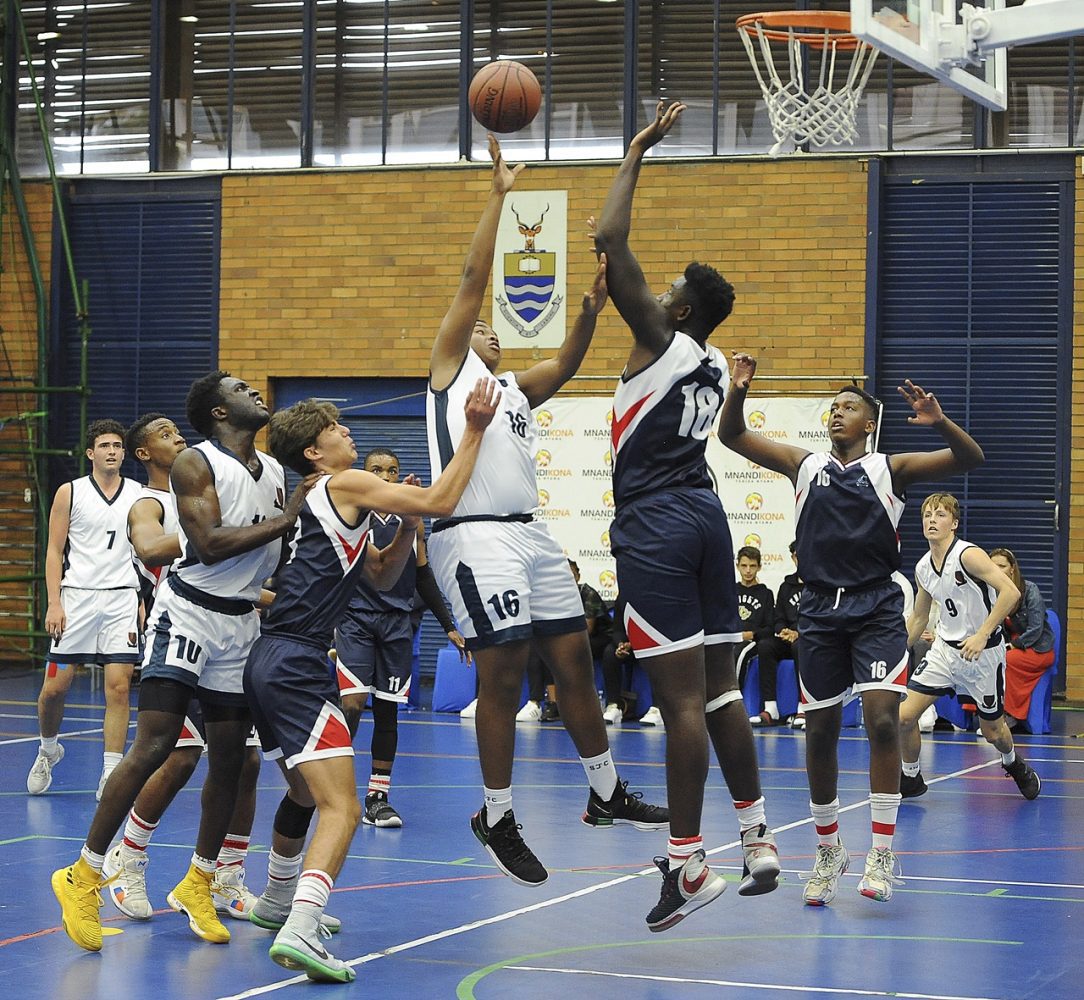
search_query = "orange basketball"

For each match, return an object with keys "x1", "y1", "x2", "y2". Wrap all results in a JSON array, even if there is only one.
[{"x1": 468, "y1": 60, "x2": 542, "y2": 134}]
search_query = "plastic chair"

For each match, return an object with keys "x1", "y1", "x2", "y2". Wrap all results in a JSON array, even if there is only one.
[{"x1": 1020, "y1": 610, "x2": 1059, "y2": 735}]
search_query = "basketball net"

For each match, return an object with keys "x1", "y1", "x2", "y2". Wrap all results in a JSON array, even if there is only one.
[{"x1": 737, "y1": 12, "x2": 880, "y2": 156}]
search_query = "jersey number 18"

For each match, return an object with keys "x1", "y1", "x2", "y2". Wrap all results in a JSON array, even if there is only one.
[{"x1": 678, "y1": 384, "x2": 720, "y2": 439}]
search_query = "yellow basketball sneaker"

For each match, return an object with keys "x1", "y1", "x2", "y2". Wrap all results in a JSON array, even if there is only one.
[
  {"x1": 167, "y1": 864, "x2": 231, "y2": 943},
  {"x1": 52, "y1": 858, "x2": 110, "y2": 952}
]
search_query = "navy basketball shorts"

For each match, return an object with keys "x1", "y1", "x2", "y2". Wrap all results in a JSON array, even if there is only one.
[
  {"x1": 243, "y1": 633, "x2": 354, "y2": 770},
  {"x1": 611, "y1": 487, "x2": 742, "y2": 659},
  {"x1": 908, "y1": 637, "x2": 1006, "y2": 720},
  {"x1": 797, "y1": 580, "x2": 908, "y2": 709},
  {"x1": 334, "y1": 610, "x2": 413, "y2": 704}
]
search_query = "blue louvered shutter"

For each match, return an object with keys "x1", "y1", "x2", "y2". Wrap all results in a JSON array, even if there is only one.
[
  {"x1": 870, "y1": 167, "x2": 1070, "y2": 647},
  {"x1": 51, "y1": 178, "x2": 220, "y2": 486}
]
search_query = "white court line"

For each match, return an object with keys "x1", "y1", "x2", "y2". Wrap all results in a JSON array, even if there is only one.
[
  {"x1": 216, "y1": 757, "x2": 1004, "y2": 1000},
  {"x1": 510, "y1": 965, "x2": 1005, "y2": 999},
  {"x1": 0, "y1": 726, "x2": 105, "y2": 747}
]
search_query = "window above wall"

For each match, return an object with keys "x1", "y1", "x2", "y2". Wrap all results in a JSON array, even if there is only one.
[{"x1": 10, "y1": 0, "x2": 1081, "y2": 177}]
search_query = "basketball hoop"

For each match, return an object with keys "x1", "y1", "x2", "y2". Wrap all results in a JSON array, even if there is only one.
[{"x1": 737, "y1": 11, "x2": 880, "y2": 156}]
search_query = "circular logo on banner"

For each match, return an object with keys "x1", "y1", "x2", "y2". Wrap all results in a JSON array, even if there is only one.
[
  {"x1": 536, "y1": 410, "x2": 553, "y2": 428},
  {"x1": 749, "y1": 410, "x2": 766, "y2": 429},
  {"x1": 745, "y1": 492, "x2": 763, "y2": 511},
  {"x1": 821, "y1": 409, "x2": 831, "y2": 427},
  {"x1": 600, "y1": 530, "x2": 610, "y2": 547},
  {"x1": 599, "y1": 570, "x2": 616, "y2": 590},
  {"x1": 606, "y1": 410, "x2": 614, "y2": 426},
  {"x1": 744, "y1": 533, "x2": 762, "y2": 547},
  {"x1": 602, "y1": 490, "x2": 615, "y2": 509},
  {"x1": 537, "y1": 489, "x2": 549, "y2": 508},
  {"x1": 603, "y1": 450, "x2": 613, "y2": 467},
  {"x1": 535, "y1": 449, "x2": 551, "y2": 468}
]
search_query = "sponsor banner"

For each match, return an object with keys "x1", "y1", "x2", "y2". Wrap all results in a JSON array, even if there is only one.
[
  {"x1": 532, "y1": 394, "x2": 833, "y2": 602},
  {"x1": 491, "y1": 191, "x2": 568, "y2": 349}
]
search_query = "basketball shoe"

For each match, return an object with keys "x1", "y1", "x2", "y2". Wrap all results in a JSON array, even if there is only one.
[
  {"x1": 211, "y1": 864, "x2": 259, "y2": 919},
  {"x1": 102, "y1": 843, "x2": 152, "y2": 919},
  {"x1": 270, "y1": 915, "x2": 355, "y2": 984},
  {"x1": 802, "y1": 839, "x2": 849, "y2": 906},
  {"x1": 1003, "y1": 756, "x2": 1041, "y2": 800},
  {"x1": 471, "y1": 806, "x2": 548, "y2": 886},
  {"x1": 738, "y1": 823, "x2": 780, "y2": 895},
  {"x1": 51, "y1": 858, "x2": 113, "y2": 952},
  {"x1": 582, "y1": 778, "x2": 669, "y2": 830},
  {"x1": 645, "y1": 850, "x2": 726, "y2": 932},
  {"x1": 27, "y1": 744, "x2": 64, "y2": 795},
  {"x1": 250, "y1": 876, "x2": 342, "y2": 933},
  {"x1": 858, "y1": 846, "x2": 903, "y2": 902},
  {"x1": 167, "y1": 864, "x2": 230, "y2": 943},
  {"x1": 900, "y1": 771, "x2": 928, "y2": 798},
  {"x1": 363, "y1": 791, "x2": 403, "y2": 828}
]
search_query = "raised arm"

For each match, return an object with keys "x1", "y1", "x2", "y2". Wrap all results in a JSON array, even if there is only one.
[
  {"x1": 516, "y1": 254, "x2": 608, "y2": 408},
  {"x1": 719, "y1": 353, "x2": 810, "y2": 482},
  {"x1": 592, "y1": 100, "x2": 685, "y2": 357},
  {"x1": 332, "y1": 378, "x2": 499, "y2": 520},
  {"x1": 889, "y1": 380, "x2": 985, "y2": 491},
  {"x1": 171, "y1": 449, "x2": 316, "y2": 565},
  {"x1": 362, "y1": 515, "x2": 422, "y2": 592},
  {"x1": 44, "y1": 483, "x2": 72, "y2": 640},
  {"x1": 128, "y1": 496, "x2": 180, "y2": 568},
  {"x1": 957, "y1": 547, "x2": 1020, "y2": 660},
  {"x1": 429, "y1": 136, "x2": 524, "y2": 391}
]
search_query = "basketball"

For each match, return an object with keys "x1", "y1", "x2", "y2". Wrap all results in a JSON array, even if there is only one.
[{"x1": 468, "y1": 60, "x2": 541, "y2": 134}]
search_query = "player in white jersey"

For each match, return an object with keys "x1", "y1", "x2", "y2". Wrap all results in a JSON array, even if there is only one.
[
  {"x1": 593, "y1": 100, "x2": 778, "y2": 931},
  {"x1": 100, "y1": 413, "x2": 266, "y2": 925},
  {"x1": 427, "y1": 135, "x2": 667, "y2": 889},
  {"x1": 53, "y1": 372, "x2": 314, "y2": 953},
  {"x1": 899, "y1": 493, "x2": 1040, "y2": 800},
  {"x1": 27, "y1": 419, "x2": 142, "y2": 801}
]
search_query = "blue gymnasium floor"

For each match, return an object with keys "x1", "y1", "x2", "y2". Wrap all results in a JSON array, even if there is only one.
[{"x1": 1, "y1": 667, "x2": 1081, "y2": 999}]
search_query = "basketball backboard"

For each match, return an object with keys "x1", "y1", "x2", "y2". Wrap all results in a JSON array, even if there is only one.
[
  {"x1": 852, "y1": 1, "x2": 1084, "y2": 111},
  {"x1": 851, "y1": 1, "x2": 1008, "y2": 109}
]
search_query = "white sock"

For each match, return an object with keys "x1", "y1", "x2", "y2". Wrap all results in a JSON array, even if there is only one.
[
  {"x1": 764, "y1": 700, "x2": 779, "y2": 720},
  {"x1": 870, "y1": 792, "x2": 901, "y2": 851},
  {"x1": 484, "y1": 785, "x2": 513, "y2": 826},
  {"x1": 668, "y1": 834, "x2": 703, "y2": 866},
  {"x1": 734, "y1": 796, "x2": 766, "y2": 832},
  {"x1": 290, "y1": 869, "x2": 332, "y2": 925},
  {"x1": 902, "y1": 759, "x2": 920, "y2": 777},
  {"x1": 811, "y1": 798, "x2": 841, "y2": 847},
  {"x1": 580, "y1": 749, "x2": 618, "y2": 800},
  {"x1": 190, "y1": 852, "x2": 217, "y2": 876},
  {"x1": 40, "y1": 735, "x2": 60, "y2": 755},
  {"x1": 102, "y1": 751, "x2": 122, "y2": 777},
  {"x1": 122, "y1": 809, "x2": 159, "y2": 852},
  {"x1": 266, "y1": 849, "x2": 302, "y2": 898},
  {"x1": 217, "y1": 833, "x2": 250, "y2": 869},
  {"x1": 1001, "y1": 749, "x2": 1016, "y2": 766}
]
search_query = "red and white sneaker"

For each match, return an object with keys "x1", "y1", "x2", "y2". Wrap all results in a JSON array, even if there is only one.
[{"x1": 645, "y1": 850, "x2": 726, "y2": 932}]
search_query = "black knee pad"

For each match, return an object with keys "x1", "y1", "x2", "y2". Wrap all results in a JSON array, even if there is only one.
[
  {"x1": 137, "y1": 677, "x2": 193, "y2": 715},
  {"x1": 274, "y1": 793, "x2": 316, "y2": 840},
  {"x1": 370, "y1": 696, "x2": 399, "y2": 762}
]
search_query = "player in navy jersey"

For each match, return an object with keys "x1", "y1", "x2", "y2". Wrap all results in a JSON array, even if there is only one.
[
  {"x1": 333, "y1": 445, "x2": 469, "y2": 829},
  {"x1": 720, "y1": 353, "x2": 985, "y2": 906},
  {"x1": 426, "y1": 135, "x2": 667, "y2": 893},
  {"x1": 898, "y1": 492, "x2": 1039, "y2": 800},
  {"x1": 593, "y1": 99, "x2": 779, "y2": 931},
  {"x1": 53, "y1": 373, "x2": 317, "y2": 954},
  {"x1": 241, "y1": 380, "x2": 497, "y2": 984}
]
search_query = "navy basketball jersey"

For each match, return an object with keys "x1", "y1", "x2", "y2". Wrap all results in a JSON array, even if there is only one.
[
  {"x1": 611, "y1": 332, "x2": 729, "y2": 505},
  {"x1": 261, "y1": 477, "x2": 370, "y2": 645},
  {"x1": 346, "y1": 513, "x2": 415, "y2": 616},
  {"x1": 794, "y1": 451, "x2": 904, "y2": 589}
]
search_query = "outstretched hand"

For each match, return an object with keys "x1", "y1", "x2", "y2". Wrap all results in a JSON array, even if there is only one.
[
  {"x1": 586, "y1": 215, "x2": 598, "y2": 255},
  {"x1": 898, "y1": 379, "x2": 945, "y2": 426},
  {"x1": 631, "y1": 99, "x2": 686, "y2": 153},
  {"x1": 284, "y1": 473, "x2": 322, "y2": 521},
  {"x1": 464, "y1": 376, "x2": 501, "y2": 430},
  {"x1": 730, "y1": 352, "x2": 757, "y2": 390},
  {"x1": 488, "y1": 134, "x2": 525, "y2": 194},
  {"x1": 582, "y1": 253, "x2": 608, "y2": 316}
]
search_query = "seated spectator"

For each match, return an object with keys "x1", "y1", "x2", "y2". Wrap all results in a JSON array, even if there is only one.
[
  {"x1": 751, "y1": 542, "x2": 801, "y2": 727},
  {"x1": 735, "y1": 546, "x2": 775, "y2": 693},
  {"x1": 520, "y1": 560, "x2": 612, "y2": 722},
  {"x1": 989, "y1": 548, "x2": 1056, "y2": 728}
]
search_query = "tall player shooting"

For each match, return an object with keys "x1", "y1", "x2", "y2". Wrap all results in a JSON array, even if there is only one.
[{"x1": 592, "y1": 99, "x2": 779, "y2": 932}]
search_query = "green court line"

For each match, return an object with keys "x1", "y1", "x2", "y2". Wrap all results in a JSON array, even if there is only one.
[{"x1": 455, "y1": 934, "x2": 1024, "y2": 999}]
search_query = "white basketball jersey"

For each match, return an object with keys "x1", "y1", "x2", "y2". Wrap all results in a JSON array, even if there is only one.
[
  {"x1": 172, "y1": 441, "x2": 286, "y2": 600},
  {"x1": 132, "y1": 486, "x2": 178, "y2": 605},
  {"x1": 426, "y1": 349, "x2": 538, "y2": 517},
  {"x1": 61, "y1": 476, "x2": 141, "y2": 590},
  {"x1": 915, "y1": 538, "x2": 997, "y2": 644}
]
